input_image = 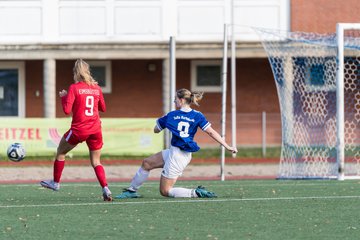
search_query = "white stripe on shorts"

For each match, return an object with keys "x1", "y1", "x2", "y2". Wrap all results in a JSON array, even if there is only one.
[{"x1": 65, "y1": 130, "x2": 72, "y2": 142}]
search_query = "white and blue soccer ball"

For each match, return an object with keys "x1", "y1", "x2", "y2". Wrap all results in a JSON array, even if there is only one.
[{"x1": 7, "y1": 143, "x2": 26, "y2": 162}]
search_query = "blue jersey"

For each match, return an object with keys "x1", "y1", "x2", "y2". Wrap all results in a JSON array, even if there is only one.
[{"x1": 156, "y1": 108, "x2": 211, "y2": 152}]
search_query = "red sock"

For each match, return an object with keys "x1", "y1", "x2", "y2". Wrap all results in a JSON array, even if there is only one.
[
  {"x1": 53, "y1": 159, "x2": 65, "y2": 183},
  {"x1": 94, "y1": 165, "x2": 108, "y2": 188}
]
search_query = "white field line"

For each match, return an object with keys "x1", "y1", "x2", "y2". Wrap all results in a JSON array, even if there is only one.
[
  {"x1": 1, "y1": 195, "x2": 360, "y2": 209},
  {"x1": 0, "y1": 181, "x2": 356, "y2": 188}
]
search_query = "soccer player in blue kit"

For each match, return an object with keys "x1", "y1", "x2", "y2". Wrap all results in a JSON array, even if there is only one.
[{"x1": 116, "y1": 88, "x2": 238, "y2": 199}]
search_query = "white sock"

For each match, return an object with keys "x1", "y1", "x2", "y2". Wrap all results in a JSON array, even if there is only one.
[
  {"x1": 168, "y1": 187, "x2": 198, "y2": 198},
  {"x1": 129, "y1": 167, "x2": 149, "y2": 191}
]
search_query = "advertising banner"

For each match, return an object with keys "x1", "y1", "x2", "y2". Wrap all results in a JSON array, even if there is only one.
[{"x1": 0, "y1": 118, "x2": 163, "y2": 158}]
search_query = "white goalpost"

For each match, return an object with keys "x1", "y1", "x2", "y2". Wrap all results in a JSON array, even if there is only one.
[
  {"x1": 220, "y1": 24, "x2": 229, "y2": 181},
  {"x1": 220, "y1": 22, "x2": 239, "y2": 181},
  {"x1": 257, "y1": 23, "x2": 360, "y2": 180},
  {"x1": 336, "y1": 23, "x2": 360, "y2": 180}
]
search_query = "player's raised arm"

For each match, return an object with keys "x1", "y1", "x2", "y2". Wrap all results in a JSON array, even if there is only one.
[
  {"x1": 204, "y1": 126, "x2": 238, "y2": 154},
  {"x1": 60, "y1": 87, "x2": 74, "y2": 115}
]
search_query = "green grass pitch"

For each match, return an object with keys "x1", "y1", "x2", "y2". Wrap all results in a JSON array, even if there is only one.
[{"x1": 1, "y1": 180, "x2": 360, "y2": 239}]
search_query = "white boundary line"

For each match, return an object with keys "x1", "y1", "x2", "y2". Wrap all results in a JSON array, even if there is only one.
[
  {"x1": 0, "y1": 181, "x2": 355, "y2": 188},
  {"x1": 1, "y1": 195, "x2": 360, "y2": 209}
]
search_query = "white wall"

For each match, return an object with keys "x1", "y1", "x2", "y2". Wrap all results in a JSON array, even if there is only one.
[{"x1": 0, "y1": 0, "x2": 289, "y2": 43}]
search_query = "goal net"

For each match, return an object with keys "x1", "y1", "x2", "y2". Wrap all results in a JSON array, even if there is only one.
[{"x1": 256, "y1": 25, "x2": 360, "y2": 179}]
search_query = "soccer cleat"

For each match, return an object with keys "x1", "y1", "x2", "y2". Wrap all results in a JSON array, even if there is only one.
[
  {"x1": 195, "y1": 186, "x2": 217, "y2": 198},
  {"x1": 40, "y1": 180, "x2": 60, "y2": 191},
  {"x1": 102, "y1": 186, "x2": 113, "y2": 201},
  {"x1": 115, "y1": 189, "x2": 141, "y2": 199}
]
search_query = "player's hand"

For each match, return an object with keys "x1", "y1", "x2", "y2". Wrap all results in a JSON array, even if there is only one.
[
  {"x1": 59, "y1": 90, "x2": 67, "y2": 97},
  {"x1": 228, "y1": 146, "x2": 238, "y2": 154}
]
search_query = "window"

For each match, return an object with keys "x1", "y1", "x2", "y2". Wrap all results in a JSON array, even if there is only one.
[
  {"x1": 0, "y1": 62, "x2": 25, "y2": 117},
  {"x1": 307, "y1": 64, "x2": 325, "y2": 86},
  {"x1": 191, "y1": 60, "x2": 222, "y2": 92},
  {"x1": 88, "y1": 61, "x2": 112, "y2": 93},
  {"x1": 293, "y1": 57, "x2": 336, "y2": 91}
]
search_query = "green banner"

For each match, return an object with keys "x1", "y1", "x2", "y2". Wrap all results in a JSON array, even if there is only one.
[{"x1": 0, "y1": 118, "x2": 163, "y2": 158}]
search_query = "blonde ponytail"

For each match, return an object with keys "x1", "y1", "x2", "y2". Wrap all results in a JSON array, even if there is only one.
[
  {"x1": 176, "y1": 88, "x2": 204, "y2": 106},
  {"x1": 73, "y1": 59, "x2": 97, "y2": 85},
  {"x1": 190, "y1": 91, "x2": 204, "y2": 106}
]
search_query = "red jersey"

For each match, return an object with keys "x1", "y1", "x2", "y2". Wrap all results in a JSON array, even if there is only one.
[{"x1": 61, "y1": 81, "x2": 106, "y2": 134}]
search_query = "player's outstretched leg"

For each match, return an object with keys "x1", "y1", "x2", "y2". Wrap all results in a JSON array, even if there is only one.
[
  {"x1": 40, "y1": 180, "x2": 60, "y2": 191},
  {"x1": 115, "y1": 166, "x2": 150, "y2": 199}
]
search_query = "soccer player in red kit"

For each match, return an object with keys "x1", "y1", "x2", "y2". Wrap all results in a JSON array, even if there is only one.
[{"x1": 40, "y1": 59, "x2": 113, "y2": 201}]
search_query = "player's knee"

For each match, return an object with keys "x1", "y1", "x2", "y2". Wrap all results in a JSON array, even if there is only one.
[
  {"x1": 56, "y1": 154, "x2": 66, "y2": 161},
  {"x1": 142, "y1": 158, "x2": 152, "y2": 171},
  {"x1": 159, "y1": 187, "x2": 170, "y2": 197},
  {"x1": 160, "y1": 189, "x2": 169, "y2": 197}
]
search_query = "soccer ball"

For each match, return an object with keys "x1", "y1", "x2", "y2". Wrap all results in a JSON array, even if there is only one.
[{"x1": 7, "y1": 143, "x2": 26, "y2": 162}]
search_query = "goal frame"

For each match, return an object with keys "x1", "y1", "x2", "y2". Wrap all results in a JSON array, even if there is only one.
[{"x1": 337, "y1": 23, "x2": 360, "y2": 180}]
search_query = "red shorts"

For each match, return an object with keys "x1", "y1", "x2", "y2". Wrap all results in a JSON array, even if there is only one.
[{"x1": 63, "y1": 129, "x2": 103, "y2": 151}]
